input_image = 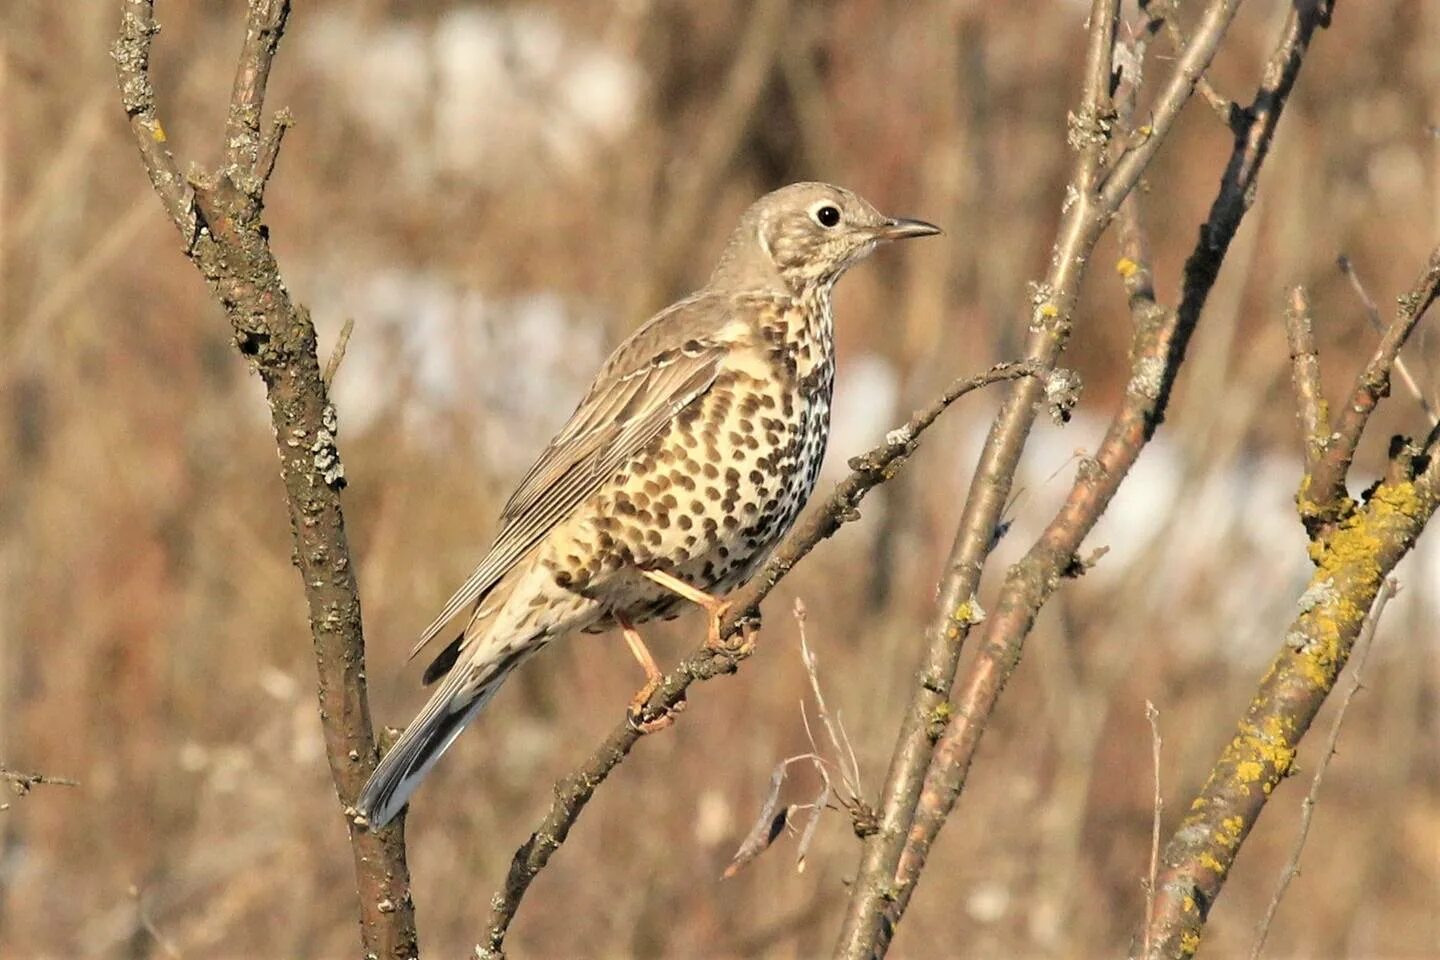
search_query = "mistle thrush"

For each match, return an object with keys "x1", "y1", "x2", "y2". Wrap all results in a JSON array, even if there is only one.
[{"x1": 358, "y1": 182, "x2": 939, "y2": 826}]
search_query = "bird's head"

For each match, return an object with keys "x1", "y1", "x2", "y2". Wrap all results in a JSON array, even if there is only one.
[{"x1": 712, "y1": 182, "x2": 941, "y2": 295}]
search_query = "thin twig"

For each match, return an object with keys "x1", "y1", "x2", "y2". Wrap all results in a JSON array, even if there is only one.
[
  {"x1": 323, "y1": 316, "x2": 356, "y2": 390},
  {"x1": 795, "y1": 598, "x2": 862, "y2": 798},
  {"x1": 1248, "y1": 578, "x2": 1398, "y2": 960},
  {"x1": 1141, "y1": 0, "x2": 1236, "y2": 121},
  {"x1": 1143, "y1": 701, "x2": 1163, "y2": 958},
  {"x1": 474, "y1": 360, "x2": 1041, "y2": 960},
  {"x1": 0, "y1": 766, "x2": 78, "y2": 810},
  {"x1": 1338, "y1": 254, "x2": 1438, "y2": 427},
  {"x1": 1307, "y1": 245, "x2": 1440, "y2": 524}
]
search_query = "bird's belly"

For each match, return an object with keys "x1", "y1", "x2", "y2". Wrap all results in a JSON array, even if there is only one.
[{"x1": 542, "y1": 374, "x2": 829, "y2": 626}]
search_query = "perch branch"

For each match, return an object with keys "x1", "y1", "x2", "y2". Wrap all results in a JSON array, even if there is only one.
[
  {"x1": 1248, "y1": 578, "x2": 1397, "y2": 960},
  {"x1": 113, "y1": 3, "x2": 418, "y2": 957},
  {"x1": 474, "y1": 360, "x2": 1042, "y2": 960}
]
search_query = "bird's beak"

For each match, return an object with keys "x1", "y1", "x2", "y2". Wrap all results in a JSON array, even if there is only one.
[{"x1": 873, "y1": 217, "x2": 944, "y2": 241}]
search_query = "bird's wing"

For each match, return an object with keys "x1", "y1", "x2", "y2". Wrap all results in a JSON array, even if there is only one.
[{"x1": 408, "y1": 294, "x2": 733, "y2": 660}]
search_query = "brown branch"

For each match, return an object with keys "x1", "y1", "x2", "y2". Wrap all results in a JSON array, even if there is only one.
[
  {"x1": 1248, "y1": 577, "x2": 1397, "y2": 960},
  {"x1": 1283, "y1": 285, "x2": 1331, "y2": 477},
  {"x1": 834, "y1": 5, "x2": 1251, "y2": 955},
  {"x1": 112, "y1": 3, "x2": 417, "y2": 957},
  {"x1": 1305, "y1": 245, "x2": 1440, "y2": 527},
  {"x1": 474, "y1": 360, "x2": 1042, "y2": 960}
]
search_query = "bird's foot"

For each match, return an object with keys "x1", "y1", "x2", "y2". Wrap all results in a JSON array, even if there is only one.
[
  {"x1": 704, "y1": 613, "x2": 757, "y2": 658},
  {"x1": 617, "y1": 611, "x2": 684, "y2": 734},
  {"x1": 640, "y1": 569, "x2": 753, "y2": 655},
  {"x1": 626, "y1": 675, "x2": 686, "y2": 734}
]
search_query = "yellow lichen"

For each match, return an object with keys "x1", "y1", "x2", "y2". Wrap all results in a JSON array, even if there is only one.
[
  {"x1": 1116, "y1": 257, "x2": 1139, "y2": 278},
  {"x1": 151, "y1": 121, "x2": 167, "y2": 143},
  {"x1": 1180, "y1": 928, "x2": 1202, "y2": 957}
]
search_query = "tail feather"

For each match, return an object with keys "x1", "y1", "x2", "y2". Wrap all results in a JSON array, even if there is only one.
[{"x1": 357, "y1": 645, "x2": 532, "y2": 827}]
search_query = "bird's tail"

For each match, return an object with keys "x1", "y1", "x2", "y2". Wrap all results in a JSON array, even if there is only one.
[{"x1": 356, "y1": 641, "x2": 536, "y2": 827}]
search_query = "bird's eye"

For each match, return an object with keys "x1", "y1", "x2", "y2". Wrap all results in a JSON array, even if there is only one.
[{"x1": 814, "y1": 205, "x2": 841, "y2": 228}]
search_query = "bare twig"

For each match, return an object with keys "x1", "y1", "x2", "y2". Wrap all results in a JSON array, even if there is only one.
[
  {"x1": 1249, "y1": 578, "x2": 1398, "y2": 960},
  {"x1": 1307, "y1": 246, "x2": 1440, "y2": 523},
  {"x1": 1338, "y1": 254, "x2": 1438, "y2": 427},
  {"x1": 474, "y1": 360, "x2": 1041, "y2": 959},
  {"x1": 723, "y1": 754, "x2": 821, "y2": 879},
  {"x1": 795, "y1": 598, "x2": 862, "y2": 799},
  {"x1": 1283, "y1": 285, "x2": 1331, "y2": 476},
  {"x1": 323, "y1": 316, "x2": 356, "y2": 390},
  {"x1": 832, "y1": 4, "x2": 1249, "y2": 953},
  {"x1": 0, "y1": 766, "x2": 78, "y2": 810},
  {"x1": 1141, "y1": 0, "x2": 1236, "y2": 121},
  {"x1": 1143, "y1": 702, "x2": 1163, "y2": 958},
  {"x1": 113, "y1": 3, "x2": 416, "y2": 956}
]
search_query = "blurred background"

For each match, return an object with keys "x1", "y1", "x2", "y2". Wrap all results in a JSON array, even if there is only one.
[{"x1": 3, "y1": 0, "x2": 1438, "y2": 956}]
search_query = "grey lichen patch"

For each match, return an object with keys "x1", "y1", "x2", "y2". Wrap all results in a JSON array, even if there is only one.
[
  {"x1": 1295, "y1": 577, "x2": 1338, "y2": 613},
  {"x1": 312, "y1": 402, "x2": 346, "y2": 488},
  {"x1": 1129, "y1": 356, "x2": 1165, "y2": 401},
  {"x1": 1044, "y1": 367, "x2": 1081, "y2": 424}
]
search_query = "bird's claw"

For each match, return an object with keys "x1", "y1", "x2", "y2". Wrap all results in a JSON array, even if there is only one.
[{"x1": 626, "y1": 677, "x2": 686, "y2": 734}]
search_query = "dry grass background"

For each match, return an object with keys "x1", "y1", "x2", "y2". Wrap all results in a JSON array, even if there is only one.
[{"x1": 2, "y1": 0, "x2": 1438, "y2": 957}]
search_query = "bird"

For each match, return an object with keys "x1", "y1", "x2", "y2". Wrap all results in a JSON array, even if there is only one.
[{"x1": 356, "y1": 182, "x2": 940, "y2": 827}]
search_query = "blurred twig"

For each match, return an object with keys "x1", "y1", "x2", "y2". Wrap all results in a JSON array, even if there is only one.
[
  {"x1": 1337, "y1": 254, "x2": 1439, "y2": 427},
  {"x1": 474, "y1": 360, "x2": 1042, "y2": 960},
  {"x1": 642, "y1": 0, "x2": 792, "y2": 307},
  {"x1": 323, "y1": 316, "x2": 356, "y2": 390},
  {"x1": 835, "y1": 3, "x2": 1250, "y2": 953},
  {"x1": 112, "y1": 3, "x2": 417, "y2": 957},
  {"x1": 1249, "y1": 578, "x2": 1398, "y2": 960},
  {"x1": 1140, "y1": 0, "x2": 1236, "y2": 121}
]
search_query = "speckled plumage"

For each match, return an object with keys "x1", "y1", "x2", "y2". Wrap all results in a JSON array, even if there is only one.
[{"x1": 358, "y1": 183, "x2": 939, "y2": 826}]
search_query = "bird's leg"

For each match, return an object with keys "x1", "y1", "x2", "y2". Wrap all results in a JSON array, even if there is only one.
[
  {"x1": 640, "y1": 569, "x2": 755, "y2": 656},
  {"x1": 617, "y1": 613, "x2": 684, "y2": 734}
]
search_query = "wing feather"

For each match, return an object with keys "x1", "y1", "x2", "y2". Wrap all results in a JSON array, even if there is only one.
[{"x1": 407, "y1": 309, "x2": 728, "y2": 660}]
